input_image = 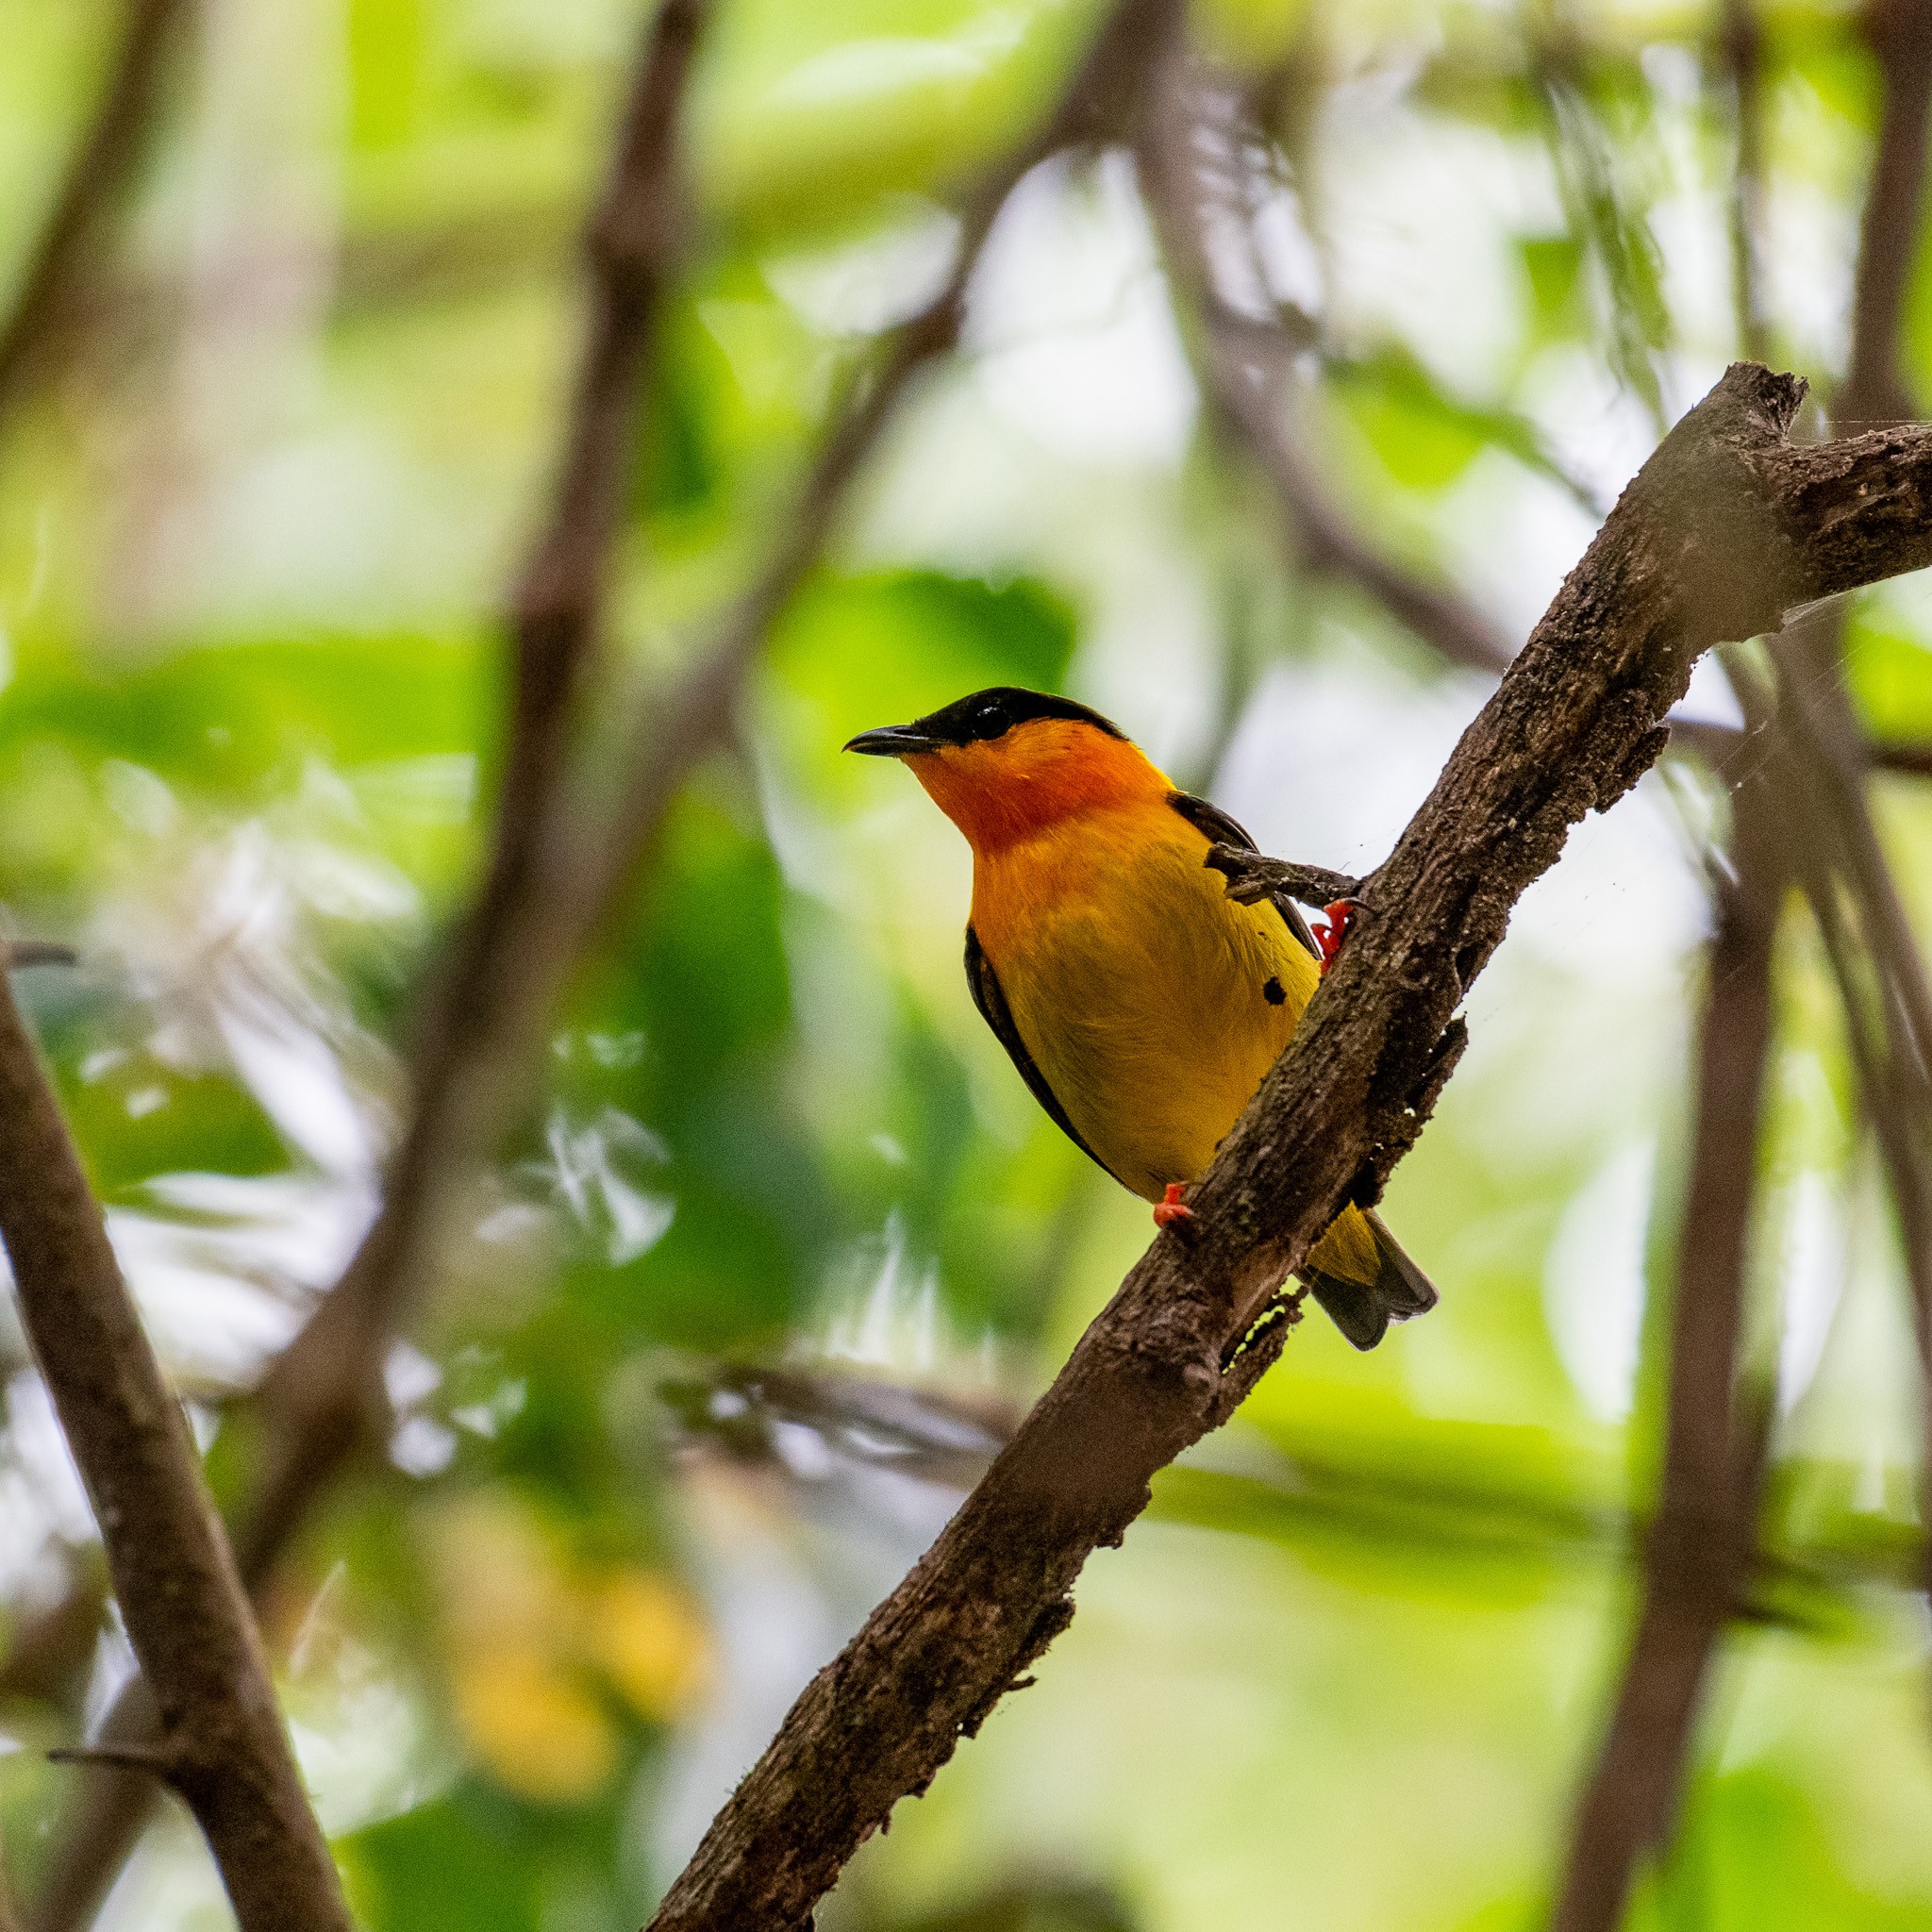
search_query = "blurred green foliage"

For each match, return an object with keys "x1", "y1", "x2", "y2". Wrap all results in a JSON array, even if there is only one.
[{"x1": 3, "y1": 0, "x2": 1932, "y2": 1930}]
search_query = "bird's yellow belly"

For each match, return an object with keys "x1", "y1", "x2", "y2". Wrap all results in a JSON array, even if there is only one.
[{"x1": 973, "y1": 818, "x2": 1317, "y2": 1201}]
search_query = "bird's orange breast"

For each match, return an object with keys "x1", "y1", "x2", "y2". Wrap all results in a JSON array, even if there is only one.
[{"x1": 967, "y1": 799, "x2": 1318, "y2": 1200}]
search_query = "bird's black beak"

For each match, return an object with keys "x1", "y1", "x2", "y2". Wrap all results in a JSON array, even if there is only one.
[{"x1": 843, "y1": 724, "x2": 942, "y2": 757}]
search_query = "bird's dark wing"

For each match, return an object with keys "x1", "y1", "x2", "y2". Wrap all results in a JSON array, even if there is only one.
[
  {"x1": 1167, "y1": 790, "x2": 1323, "y2": 960},
  {"x1": 963, "y1": 925, "x2": 1123, "y2": 1185}
]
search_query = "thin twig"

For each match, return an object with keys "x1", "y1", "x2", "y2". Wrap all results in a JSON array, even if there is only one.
[
  {"x1": 0, "y1": 0, "x2": 185, "y2": 435},
  {"x1": 0, "y1": 968, "x2": 350, "y2": 1932}
]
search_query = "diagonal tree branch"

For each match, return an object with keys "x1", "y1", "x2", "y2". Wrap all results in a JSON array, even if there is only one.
[
  {"x1": 238, "y1": 0, "x2": 718, "y2": 1592},
  {"x1": 1140, "y1": 73, "x2": 1514, "y2": 678},
  {"x1": 1763, "y1": 0, "x2": 1932, "y2": 1650},
  {"x1": 0, "y1": 960, "x2": 349, "y2": 1932},
  {"x1": 642, "y1": 277, "x2": 1932, "y2": 1932},
  {"x1": 239, "y1": 0, "x2": 1172, "y2": 1591},
  {"x1": 0, "y1": 0, "x2": 185, "y2": 435}
]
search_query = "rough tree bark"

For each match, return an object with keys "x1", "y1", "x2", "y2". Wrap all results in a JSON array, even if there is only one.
[
  {"x1": 0, "y1": 961, "x2": 350, "y2": 1932},
  {"x1": 643, "y1": 355, "x2": 1932, "y2": 1931}
]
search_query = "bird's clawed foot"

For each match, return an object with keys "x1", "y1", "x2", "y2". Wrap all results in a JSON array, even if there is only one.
[
  {"x1": 1314, "y1": 899, "x2": 1358, "y2": 974},
  {"x1": 1153, "y1": 1182, "x2": 1195, "y2": 1228}
]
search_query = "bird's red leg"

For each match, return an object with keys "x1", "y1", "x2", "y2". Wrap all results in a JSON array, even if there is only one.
[
  {"x1": 1315, "y1": 899, "x2": 1357, "y2": 974},
  {"x1": 1153, "y1": 1182, "x2": 1194, "y2": 1227}
]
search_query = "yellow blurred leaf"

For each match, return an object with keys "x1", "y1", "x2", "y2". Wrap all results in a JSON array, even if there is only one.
[
  {"x1": 451, "y1": 1645, "x2": 617, "y2": 1807},
  {"x1": 582, "y1": 1568, "x2": 712, "y2": 1722}
]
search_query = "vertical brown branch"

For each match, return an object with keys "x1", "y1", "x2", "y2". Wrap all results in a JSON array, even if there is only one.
[
  {"x1": 1845, "y1": 0, "x2": 1932, "y2": 428},
  {"x1": 1548, "y1": 765, "x2": 1782, "y2": 1932},
  {"x1": 0, "y1": 962, "x2": 350, "y2": 1932},
  {"x1": 1768, "y1": 626, "x2": 1932, "y2": 1591},
  {"x1": 0, "y1": 0, "x2": 185, "y2": 433},
  {"x1": 1556, "y1": 5, "x2": 1932, "y2": 1919}
]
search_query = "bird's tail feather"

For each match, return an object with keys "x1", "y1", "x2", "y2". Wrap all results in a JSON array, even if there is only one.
[{"x1": 1301, "y1": 1209, "x2": 1437, "y2": 1352}]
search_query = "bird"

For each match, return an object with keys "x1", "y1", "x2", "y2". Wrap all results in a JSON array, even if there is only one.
[{"x1": 845, "y1": 684, "x2": 1437, "y2": 1350}]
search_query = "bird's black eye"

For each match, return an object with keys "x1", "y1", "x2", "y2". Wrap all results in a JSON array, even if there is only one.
[{"x1": 975, "y1": 699, "x2": 1008, "y2": 736}]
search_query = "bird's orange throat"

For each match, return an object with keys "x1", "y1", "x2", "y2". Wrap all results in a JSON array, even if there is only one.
[{"x1": 903, "y1": 720, "x2": 1171, "y2": 854}]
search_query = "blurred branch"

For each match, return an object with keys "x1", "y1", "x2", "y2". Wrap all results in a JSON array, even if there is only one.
[
  {"x1": 1549, "y1": 756, "x2": 1781, "y2": 1932},
  {"x1": 1774, "y1": 0, "x2": 1932, "y2": 1636},
  {"x1": 1138, "y1": 57, "x2": 1932, "y2": 807},
  {"x1": 1719, "y1": 0, "x2": 1770, "y2": 361},
  {"x1": 0, "y1": 0, "x2": 184, "y2": 436},
  {"x1": 0, "y1": 1569, "x2": 104, "y2": 1707},
  {"x1": 0, "y1": 962, "x2": 348, "y2": 1932},
  {"x1": 20, "y1": 0, "x2": 1197, "y2": 1919},
  {"x1": 648, "y1": 126, "x2": 1932, "y2": 1902},
  {"x1": 663, "y1": 1364, "x2": 1017, "y2": 1491},
  {"x1": 669, "y1": 1358, "x2": 1925, "y2": 1622},
  {"x1": 1869, "y1": 734, "x2": 1932, "y2": 774},
  {"x1": 1718, "y1": 646, "x2": 1932, "y2": 1666},
  {"x1": 243, "y1": 0, "x2": 1172, "y2": 1575},
  {"x1": 1557, "y1": 15, "x2": 1932, "y2": 1914},
  {"x1": 1531, "y1": 26, "x2": 1670, "y2": 432},
  {"x1": 1766, "y1": 622, "x2": 1932, "y2": 1576},
  {"x1": 1141, "y1": 75, "x2": 1514, "y2": 678},
  {"x1": 1842, "y1": 0, "x2": 1932, "y2": 429},
  {"x1": 22, "y1": 1, "x2": 718, "y2": 1922}
]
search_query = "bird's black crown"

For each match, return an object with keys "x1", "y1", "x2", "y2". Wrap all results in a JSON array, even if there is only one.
[{"x1": 909, "y1": 687, "x2": 1126, "y2": 748}]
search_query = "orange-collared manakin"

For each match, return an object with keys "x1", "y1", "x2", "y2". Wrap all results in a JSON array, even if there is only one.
[{"x1": 846, "y1": 685, "x2": 1436, "y2": 1350}]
